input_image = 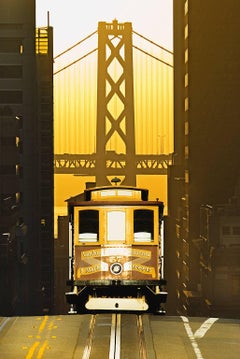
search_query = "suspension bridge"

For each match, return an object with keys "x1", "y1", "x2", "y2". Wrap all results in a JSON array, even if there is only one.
[{"x1": 53, "y1": 19, "x2": 173, "y2": 186}]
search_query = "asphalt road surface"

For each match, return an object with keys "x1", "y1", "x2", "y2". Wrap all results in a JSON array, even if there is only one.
[{"x1": 0, "y1": 314, "x2": 239, "y2": 358}]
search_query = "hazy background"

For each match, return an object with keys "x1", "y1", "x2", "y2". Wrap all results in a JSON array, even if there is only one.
[
  {"x1": 36, "y1": 0, "x2": 173, "y2": 55},
  {"x1": 36, "y1": 1, "x2": 173, "y2": 234}
]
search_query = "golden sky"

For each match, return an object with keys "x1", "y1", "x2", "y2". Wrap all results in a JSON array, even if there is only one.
[
  {"x1": 36, "y1": 0, "x2": 173, "y2": 212},
  {"x1": 36, "y1": 0, "x2": 173, "y2": 55}
]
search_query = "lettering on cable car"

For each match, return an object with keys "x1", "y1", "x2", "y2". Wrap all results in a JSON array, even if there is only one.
[
  {"x1": 132, "y1": 263, "x2": 156, "y2": 277},
  {"x1": 81, "y1": 249, "x2": 101, "y2": 259},
  {"x1": 77, "y1": 264, "x2": 101, "y2": 277},
  {"x1": 132, "y1": 249, "x2": 151, "y2": 258}
]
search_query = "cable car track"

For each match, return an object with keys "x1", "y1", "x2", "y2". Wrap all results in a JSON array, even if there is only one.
[
  {"x1": 82, "y1": 315, "x2": 96, "y2": 359},
  {"x1": 136, "y1": 315, "x2": 148, "y2": 359},
  {"x1": 81, "y1": 314, "x2": 148, "y2": 359},
  {"x1": 109, "y1": 314, "x2": 121, "y2": 359},
  {"x1": 1, "y1": 314, "x2": 237, "y2": 358}
]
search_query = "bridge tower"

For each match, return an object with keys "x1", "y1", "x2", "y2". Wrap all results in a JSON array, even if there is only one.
[{"x1": 96, "y1": 20, "x2": 136, "y2": 186}]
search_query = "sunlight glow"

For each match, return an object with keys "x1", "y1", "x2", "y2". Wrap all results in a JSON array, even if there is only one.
[
  {"x1": 36, "y1": 0, "x2": 173, "y2": 54},
  {"x1": 36, "y1": 0, "x2": 173, "y2": 210},
  {"x1": 53, "y1": 24, "x2": 173, "y2": 155}
]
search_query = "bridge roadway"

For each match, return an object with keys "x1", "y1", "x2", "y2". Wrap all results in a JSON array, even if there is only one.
[
  {"x1": 54, "y1": 153, "x2": 173, "y2": 175},
  {"x1": 0, "y1": 314, "x2": 239, "y2": 358}
]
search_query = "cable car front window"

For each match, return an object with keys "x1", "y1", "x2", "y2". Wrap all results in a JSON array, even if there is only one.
[
  {"x1": 107, "y1": 211, "x2": 126, "y2": 241},
  {"x1": 134, "y1": 209, "x2": 154, "y2": 242},
  {"x1": 78, "y1": 210, "x2": 99, "y2": 242}
]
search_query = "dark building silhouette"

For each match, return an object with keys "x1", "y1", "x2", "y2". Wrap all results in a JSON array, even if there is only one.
[
  {"x1": 0, "y1": 0, "x2": 54, "y2": 315},
  {"x1": 166, "y1": 0, "x2": 240, "y2": 317},
  {"x1": 54, "y1": 216, "x2": 69, "y2": 314},
  {"x1": 199, "y1": 184, "x2": 240, "y2": 318},
  {"x1": 0, "y1": 114, "x2": 21, "y2": 315}
]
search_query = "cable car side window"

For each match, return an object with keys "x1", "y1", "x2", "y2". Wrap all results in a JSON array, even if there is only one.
[
  {"x1": 78, "y1": 210, "x2": 99, "y2": 242},
  {"x1": 134, "y1": 209, "x2": 154, "y2": 242}
]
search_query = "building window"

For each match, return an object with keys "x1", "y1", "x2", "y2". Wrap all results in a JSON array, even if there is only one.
[
  {"x1": 41, "y1": 218, "x2": 46, "y2": 226},
  {"x1": 0, "y1": 165, "x2": 16, "y2": 175},
  {"x1": 183, "y1": 239, "x2": 189, "y2": 257},
  {"x1": 0, "y1": 65, "x2": 22, "y2": 78},
  {"x1": 182, "y1": 260, "x2": 189, "y2": 281},
  {"x1": 176, "y1": 224, "x2": 181, "y2": 238},
  {"x1": 232, "y1": 226, "x2": 240, "y2": 235},
  {"x1": 36, "y1": 28, "x2": 49, "y2": 55},
  {"x1": 0, "y1": 105, "x2": 13, "y2": 115},
  {"x1": 184, "y1": 0, "x2": 188, "y2": 15},
  {"x1": 16, "y1": 192, "x2": 21, "y2": 203},
  {"x1": 0, "y1": 90, "x2": 22, "y2": 104},
  {"x1": 0, "y1": 24, "x2": 23, "y2": 30},
  {"x1": 16, "y1": 164, "x2": 20, "y2": 176},
  {"x1": 0, "y1": 38, "x2": 23, "y2": 53},
  {"x1": 185, "y1": 24, "x2": 188, "y2": 39},
  {"x1": 185, "y1": 48, "x2": 188, "y2": 63},
  {"x1": 16, "y1": 136, "x2": 20, "y2": 147},
  {"x1": 41, "y1": 103, "x2": 52, "y2": 113},
  {"x1": 222, "y1": 226, "x2": 230, "y2": 235},
  {"x1": 232, "y1": 276, "x2": 240, "y2": 297},
  {"x1": 0, "y1": 137, "x2": 16, "y2": 146}
]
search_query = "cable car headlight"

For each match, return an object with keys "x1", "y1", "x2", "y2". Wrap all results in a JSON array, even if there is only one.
[{"x1": 110, "y1": 262, "x2": 123, "y2": 275}]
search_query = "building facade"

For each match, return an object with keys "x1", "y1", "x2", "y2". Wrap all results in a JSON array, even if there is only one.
[
  {"x1": 166, "y1": 0, "x2": 240, "y2": 317},
  {"x1": 0, "y1": 0, "x2": 53, "y2": 315},
  {"x1": 199, "y1": 186, "x2": 240, "y2": 317},
  {"x1": 0, "y1": 113, "x2": 21, "y2": 315}
]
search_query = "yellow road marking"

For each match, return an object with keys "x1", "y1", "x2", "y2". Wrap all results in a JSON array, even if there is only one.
[
  {"x1": 48, "y1": 320, "x2": 54, "y2": 330},
  {"x1": 38, "y1": 316, "x2": 48, "y2": 334},
  {"x1": 24, "y1": 316, "x2": 55, "y2": 358},
  {"x1": 25, "y1": 341, "x2": 40, "y2": 359},
  {"x1": 36, "y1": 340, "x2": 48, "y2": 359}
]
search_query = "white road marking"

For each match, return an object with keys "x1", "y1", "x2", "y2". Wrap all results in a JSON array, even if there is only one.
[
  {"x1": 181, "y1": 316, "x2": 204, "y2": 359},
  {"x1": 181, "y1": 316, "x2": 219, "y2": 359},
  {"x1": 0, "y1": 317, "x2": 10, "y2": 332},
  {"x1": 194, "y1": 317, "x2": 219, "y2": 339}
]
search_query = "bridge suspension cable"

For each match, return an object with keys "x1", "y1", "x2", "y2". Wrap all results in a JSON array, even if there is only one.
[
  {"x1": 53, "y1": 20, "x2": 174, "y2": 179},
  {"x1": 133, "y1": 44, "x2": 173, "y2": 67},
  {"x1": 54, "y1": 29, "x2": 98, "y2": 60},
  {"x1": 54, "y1": 48, "x2": 98, "y2": 75},
  {"x1": 53, "y1": 27, "x2": 173, "y2": 75},
  {"x1": 132, "y1": 30, "x2": 173, "y2": 55}
]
